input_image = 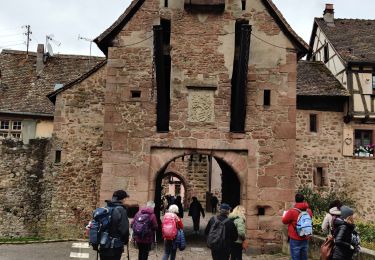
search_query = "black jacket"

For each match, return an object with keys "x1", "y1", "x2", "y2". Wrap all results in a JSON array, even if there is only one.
[
  {"x1": 332, "y1": 218, "x2": 355, "y2": 260},
  {"x1": 205, "y1": 213, "x2": 238, "y2": 254},
  {"x1": 189, "y1": 200, "x2": 205, "y2": 219},
  {"x1": 106, "y1": 200, "x2": 129, "y2": 244}
]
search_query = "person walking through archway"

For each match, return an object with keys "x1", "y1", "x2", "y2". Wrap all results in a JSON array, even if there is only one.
[
  {"x1": 188, "y1": 197, "x2": 205, "y2": 234},
  {"x1": 229, "y1": 205, "x2": 246, "y2": 260},
  {"x1": 210, "y1": 194, "x2": 219, "y2": 214}
]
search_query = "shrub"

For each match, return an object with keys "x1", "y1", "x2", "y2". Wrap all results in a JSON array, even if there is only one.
[{"x1": 297, "y1": 186, "x2": 355, "y2": 218}]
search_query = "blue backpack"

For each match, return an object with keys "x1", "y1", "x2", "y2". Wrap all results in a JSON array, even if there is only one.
[
  {"x1": 88, "y1": 206, "x2": 123, "y2": 250},
  {"x1": 294, "y1": 208, "x2": 313, "y2": 237}
]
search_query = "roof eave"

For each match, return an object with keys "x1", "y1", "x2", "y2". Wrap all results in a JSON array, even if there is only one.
[
  {"x1": 94, "y1": 0, "x2": 146, "y2": 57},
  {"x1": 262, "y1": 0, "x2": 309, "y2": 59},
  {"x1": 47, "y1": 60, "x2": 107, "y2": 104}
]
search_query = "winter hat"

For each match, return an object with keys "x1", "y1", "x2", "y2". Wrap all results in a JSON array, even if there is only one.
[
  {"x1": 220, "y1": 203, "x2": 231, "y2": 211},
  {"x1": 112, "y1": 190, "x2": 129, "y2": 201},
  {"x1": 340, "y1": 205, "x2": 354, "y2": 219}
]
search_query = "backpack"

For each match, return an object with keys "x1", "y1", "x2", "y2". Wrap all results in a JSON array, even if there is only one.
[
  {"x1": 207, "y1": 216, "x2": 230, "y2": 251},
  {"x1": 176, "y1": 229, "x2": 186, "y2": 251},
  {"x1": 88, "y1": 206, "x2": 124, "y2": 250},
  {"x1": 294, "y1": 208, "x2": 313, "y2": 237},
  {"x1": 132, "y1": 213, "x2": 152, "y2": 240},
  {"x1": 162, "y1": 213, "x2": 178, "y2": 240}
]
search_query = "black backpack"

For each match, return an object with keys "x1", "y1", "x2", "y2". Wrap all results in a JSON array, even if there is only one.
[{"x1": 207, "y1": 216, "x2": 230, "y2": 251}]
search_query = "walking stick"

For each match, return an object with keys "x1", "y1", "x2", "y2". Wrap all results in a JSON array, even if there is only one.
[
  {"x1": 127, "y1": 243, "x2": 130, "y2": 260},
  {"x1": 155, "y1": 232, "x2": 158, "y2": 257}
]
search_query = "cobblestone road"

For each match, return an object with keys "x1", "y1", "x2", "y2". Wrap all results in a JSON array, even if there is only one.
[{"x1": 122, "y1": 212, "x2": 289, "y2": 259}]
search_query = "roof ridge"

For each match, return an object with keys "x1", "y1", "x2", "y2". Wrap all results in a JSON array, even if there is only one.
[
  {"x1": 1, "y1": 49, "x2": 105, "y2": 60},
  {"x1": 315, "y1": 17, "x2": 375, "y2": 22}
]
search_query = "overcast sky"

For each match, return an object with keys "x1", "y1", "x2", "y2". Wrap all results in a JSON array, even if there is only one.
[{"x1": 0, "y1": 0, "x2": 374, "y2": 57}]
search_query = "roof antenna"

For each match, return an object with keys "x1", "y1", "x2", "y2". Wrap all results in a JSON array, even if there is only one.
[
  {"x1": 78, "y1": 34, "x2": 93, "y2": 67},
  {"x1": 45, "y1": 34, "x2": 61, "y2": 57}
]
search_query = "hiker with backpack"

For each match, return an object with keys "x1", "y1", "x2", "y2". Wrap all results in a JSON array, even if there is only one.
[
  {"x1": 89, "y1": 189, "x2": 130, "y2": 260},
  {"x1": 229, "y1": 205, "x2": 247, "y2": 260},
  {"x1": 162, "y1": 204, "x2": 184, "y2": 260},
  {"x1": 188, "y1": 196, "x2": 205, "y2": 234},
  {"x1": 205, "y1": 203, "x2": 238, "y2": 260},
  {"x1": 331, "y1": 206, "x2": 361, "y2": 260},
  {"x1": 282, "y1": 193, "x2": 313, "y2": 260},
  {"x1": 131, "y1": 201, "x2": 158, "y2": 260},
  {"x1": 322, "y1": 200, "x2": 342, "y2": 235}
]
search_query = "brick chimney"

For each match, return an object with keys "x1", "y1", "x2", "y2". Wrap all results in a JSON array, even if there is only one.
[
  {"x1": 36, "y1": 44, "x2": 45, "y2": 73},
  {"x1": 323, "y1": 4, "x2": 335, "y2": 26}
]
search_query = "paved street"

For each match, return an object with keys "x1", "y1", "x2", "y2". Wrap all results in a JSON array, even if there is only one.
[{"x1": 0, "y1": 213, "x2": 289, "y2": 259}]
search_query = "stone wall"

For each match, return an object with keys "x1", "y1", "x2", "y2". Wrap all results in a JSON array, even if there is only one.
[
  {"x1": 0, "y1": 138, "x2": 52, "y2": 237},
  {"x1": 296, "y1": 109, "x2": 375, "y2": 221},
  {"x1": 101, "y1": 0, "x2": 298, "y2": 252},
  {"x1": 42, "y1": 65, "x2": 106, "y2": 238}
]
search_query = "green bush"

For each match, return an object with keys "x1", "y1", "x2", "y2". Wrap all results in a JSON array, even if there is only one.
[{"x1": 297, "y1": 186, "x2": 355, "y2": 218}]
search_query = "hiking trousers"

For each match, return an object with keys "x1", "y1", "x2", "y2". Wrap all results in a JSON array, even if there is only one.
[
  {"x1": 192, "y1": 216, "x2": 200, "y2": 231},
  {"x1": 99, "y1": 247, "x2": 123, "y2": 260},
  {"x1": 230, "y1": 243, "x2": 243, "y2": 260},
  {"x1": 137, "y1": 242, "x2": 151, "y2": 260},
  {"x1": 211, "y1": 250, "x2": 230, "y2": 260}
]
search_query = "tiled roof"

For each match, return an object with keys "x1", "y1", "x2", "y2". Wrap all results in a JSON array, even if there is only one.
[
  {"x1": 94, "y1": 0, "x2": 308, "y2": 58},
  {"x1": 315, "y1": 18, "x2": 375, "y2": 62},
  {"x1": 0, "y1": 50, "x2": 105, "y2": 116},
  {"x1": 297, "y1": 61, "x2": 350, "y2": 96}
]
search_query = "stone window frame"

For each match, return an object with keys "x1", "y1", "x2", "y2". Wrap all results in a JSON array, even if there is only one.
[
  {"x1": 0, "y1": 119, "x2": 22, "y2": 139},
  {"x1": 353, "y1": 129, "x2": 374, "y2": 157},
  {"x1": 307, "y1": 112, "x2": 320, "y2": 134},
  {"x1": 312, "y1": 163, "x2": 329, "y2": 187}
]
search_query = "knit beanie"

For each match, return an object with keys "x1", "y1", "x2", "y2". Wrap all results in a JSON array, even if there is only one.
[{"x1": 340, "y1": 205, "x2": 354, "y2": 219}]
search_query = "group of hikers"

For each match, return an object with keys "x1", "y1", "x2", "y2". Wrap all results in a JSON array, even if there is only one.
[
  {"x1": 88, "y1": 189, "x2": 361, "y2": 260},
  {"x1": 282, "y1": 193, "x2": 361, "y2": 260}
]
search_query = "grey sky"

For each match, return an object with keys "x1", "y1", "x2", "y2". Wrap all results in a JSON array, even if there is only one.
[{"x1": 0, "y1": 0, "x2": 374, "y2": 57}]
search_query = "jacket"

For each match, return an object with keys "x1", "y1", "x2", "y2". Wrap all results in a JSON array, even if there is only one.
[
  {"x1": 188, "y1": 200, "x2": 205, "y2": 219},
  {"x1": 229, "y1": 212, "x2": 246, "y2": 244},
  {"x1": 331, "y1": 218, "x2": 356, "y2": 260},
  {"x1": 205, "y1": 213, "x2": 238, "y2": 254},
  {"x1": 321, "y1": 207, "x2": 341, "y2": 234},
  {"x1": 105, "y1": 200, "x2": 129, "y2": 245},
  {"x1": 282, "y1": 202, "x2": 313, "y2": 241},
  {"x1": 131, "y1": 207, "x2": 158, "y2": 244}
]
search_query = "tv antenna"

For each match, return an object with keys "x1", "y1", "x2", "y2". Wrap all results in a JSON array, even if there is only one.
[
  {"x1": 78, "y1": 34, "x2": 93, "y2": 66},
  {"x1": 45, "y1": 34, "x2": 61, "y2": 56}
]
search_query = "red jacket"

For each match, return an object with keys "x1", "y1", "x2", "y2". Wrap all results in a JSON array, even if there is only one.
[{"x1": 282, "y1": 202, "x2": 313, "y2": 241}]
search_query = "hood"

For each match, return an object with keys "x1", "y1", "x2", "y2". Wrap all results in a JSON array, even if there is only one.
[
  {"x1": 329, "y1": 207, "x2": 341, "y2": 216},
  {"x1": 140, "y1": 207, "x2": 154, "y2": 214},
  {"x1": 294, "y1": 202, "x2": 310, "y2": 210}
]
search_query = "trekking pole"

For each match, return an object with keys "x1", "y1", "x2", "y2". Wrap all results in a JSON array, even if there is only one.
[
  {"x1": 96, "y1": 250, "x2": 98, "y2": 260},
  {"x1": 127, "y1": 243, "x2": 130, "y2": 260},
  {"x1": 155, "y1": 232, "x2": 158, "y2": 257}
]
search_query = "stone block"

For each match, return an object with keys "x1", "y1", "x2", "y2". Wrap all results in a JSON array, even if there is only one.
[
  {"x1": 273, "y1": 123, "x2": 296, "y2": 139},
  {"x1": 258, "y1": 176, "x2": 277, "y2": 188}
]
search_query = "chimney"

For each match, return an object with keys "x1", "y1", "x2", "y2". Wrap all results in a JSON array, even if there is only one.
[
  {"x1": 36, "y1": 44, "x2": 45, "y2": 73},
  {"x1": 323, "y1": 4, "x2": 335, "y2": 25}
]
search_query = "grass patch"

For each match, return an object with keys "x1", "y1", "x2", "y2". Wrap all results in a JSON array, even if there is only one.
[{"x1": 0, "y1": 237, "x2": 44, "y2": 243}]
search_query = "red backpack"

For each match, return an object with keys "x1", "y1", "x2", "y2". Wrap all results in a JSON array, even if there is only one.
[{"x1": 162, "y1": 213, "x2": 178, "y2": 240}]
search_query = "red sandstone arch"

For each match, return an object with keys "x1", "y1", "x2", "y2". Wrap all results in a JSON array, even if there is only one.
[{"x1": 147, "y1": 148, "x2": 249, "y2": 207}]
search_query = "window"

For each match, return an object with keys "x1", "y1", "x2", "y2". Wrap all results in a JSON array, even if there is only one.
[
  {"x1": 354, "y1": 130, "x2": 374, "y2": 156},
  {"x1": 164, "y1": 0, "x2": 168, "y2": 7},
  {"x1": 257, "y1": 207, "x2": 265, "y2": 216},
  {"x1": 0, "y1": 120, "x2": 22, "y2": 139},
  {"x1": 55, "y1": 150, "x2": 62, "y2": 163},
  {"x1": 313, "y1": 167, "x2": 327, "y2": 187},
  {"x1": 241, "y1": 0, "x2": 246, "y2": 10},
  {"x1": 263, "y1": 90, "x2": 271, "y2": 106},
  {"x1": 309, "y1": 114, "x2": 317, "y2": 133},
  {"x1": 324, "y1": 44, "x2": 329, "y2": 63},
  {"x1": 372, "y1": 74, "x2": 375, "y2": 92},
  {"x1": 131, "y1": 90, "x2": 141, "y2": 98}
]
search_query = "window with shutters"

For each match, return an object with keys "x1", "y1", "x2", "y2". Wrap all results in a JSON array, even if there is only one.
[{"x1": 353, "y1": 129, "x2": 374, "y2": 157}]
